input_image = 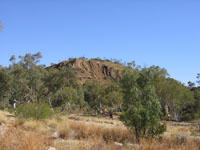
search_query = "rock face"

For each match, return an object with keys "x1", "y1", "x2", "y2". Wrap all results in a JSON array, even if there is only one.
[{"x1": 53, "y1": 58, "x2": 125, "y2": 84}]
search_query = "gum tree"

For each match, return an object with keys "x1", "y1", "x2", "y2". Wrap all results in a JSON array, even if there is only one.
[{"x1": 120, "y1": 69, "x2": 166, "y2": 142}]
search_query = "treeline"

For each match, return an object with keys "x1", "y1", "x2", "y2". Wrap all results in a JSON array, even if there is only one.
[{"x1": 0, "y1": 52, "x2": 200, "y2": 122}]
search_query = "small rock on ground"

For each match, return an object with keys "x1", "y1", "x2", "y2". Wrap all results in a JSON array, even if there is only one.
[
  {"x1": 114, "y1": 142, "x2": 123, "y2": 147},
  {"x1": 47, "y1": 146, "x2": 56, "y2": 150}
]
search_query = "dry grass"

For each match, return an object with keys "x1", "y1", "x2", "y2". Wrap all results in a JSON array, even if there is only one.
[
  {"x1": 58, "y1": 120, "x2": 134, "y2": 143},
  {"x1": 0, "y1": 110, "x2": 13, "y2": 124},
  {"x1": 68, "y1": 114, "x2": 123, "y2": 126},
  {"x1": 22, "y1": 119, "x2": 46, "y2": 131},
  {"x1": 70, "y1": 139, "x2": 122, "y2": 150},
  {"x1": 55, "y1": 139, "x2": 123, "y2": 150},
  {"x1": 58, "y1": 116, "x2": 71, "y2": 139},
  {"x1": 166, "y1": 125, "x2": 192, "y2": 136},
  {"x1": 138, "y1": 136, "x2": 200, "y2": 150},
  {"x1": 0, "y1": 127, "x2": 52, "y2": 150},
  {"x1": 2, "y1": 110, "x2": 200, "y2": 150},
  {"x1": 56, "y1": 118, "x2": 200, "y2": 150}
]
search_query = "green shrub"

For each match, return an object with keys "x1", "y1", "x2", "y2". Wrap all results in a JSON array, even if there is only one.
[
  {"x1": 120, "y1": 69, "x2": 166, "y2": 142},
  {"x1": 120, "y1": 102, "x2": 166, "y2": 142},
  {"x1": 16, "y1": 102, "x2": 53, "y2": 120},
  {"x1": 0, "y1": 97, "x2": 10, "y2": 110}
]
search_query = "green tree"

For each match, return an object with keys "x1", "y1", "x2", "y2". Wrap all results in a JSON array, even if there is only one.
[
  {"x1": 0, "y1": 66, "x2": 11, "y2": 108},
  {"x1": 159, "y1": 78, "x2": 194, "y2": 121},
  {"x1": 0, "y1": 52, "x2": 78, "y2": 111},
  {"x1": 194, "y1": 90, "x2": 200, "y2": 118},
  {"x1": 83, "y1": 81, "x2": 123, "y2": 114},
  {"x1": 83, "y1": 81, "x2": 104, "y2": 113},
  {"x1": 120, "y1": 69, "x2": 139, "y2": 110},
  {"x1": 187, "y1": 87, "x2": 200, "y2": 120},
  {"x1": 188, "y1": 81, "x2": 195, "y2": 88},
  {"x1": 52, "y1": 86, "x2": 84, "y2": 111},
  {"x1": 7, "y1": 53, "x2": 46, "y2": 105},
  {"x1": 147, "y1": 66, "x2": 194, "y2": 121},
  {"x1": 197, "y1": 73, "x2": 200, "y2": 86},
  {"x1": 120, "y1": 69, "x2": 165, "y2": 142},
  {"x1": 144, "y1": 66, "x2": 169, "y2": 117},
  {"x1": 101, "y1": 82, "x2": 123, "y2": 109},
  {"x1": 43, "y1": 65, "x2": 76, "y2": 107}
]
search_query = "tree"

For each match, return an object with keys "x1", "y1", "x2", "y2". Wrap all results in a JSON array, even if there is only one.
[
  {"x1": 83, "y1": 81, "x2": 105, "y2": 114},
  {"x1": 145, "y1": 66, "x2": 169, "y2": 115},
  {"x1": 146, "y1": 66, "x2": 194, "y2": 121},
  {"x1": 0, "y1": 52, "x2": 81, "y2": 112},
  {"x1": 83, "y1": 81, "x2": 123, "y2": 114},
  {"x1": 0, "y1": 66, "x2": 11, "y2": 108},
  {"x1": 101, "y1": 82, "x2": 123, "y2": 109},
  {"x1": 52, "y1": 86, "x2": 85, "y2": 111},
  {"x1": 43, "y1": 65, "x2": 76, "y2": 107},
  {"x1": 187, "y1": 87, "x2": 200, "y2": 120},
  {"x1": 159, "y1": 78, "x2": 194, "y2": 121},
  {"x1": 7, "y1": 53, "x2": 46, "y2": 105},
  {"x1": 188, "y1": 81, "x2": 195, "y2": 88},
  {"x1": 120, "y1": 69, "x2": 139, "y2": 110},
  {"x1": 120, "y1": 69, "x2": 165, "y2": 142},
  {"x1": 197, "y1": 73, "x2": 200, "y2": 86}
]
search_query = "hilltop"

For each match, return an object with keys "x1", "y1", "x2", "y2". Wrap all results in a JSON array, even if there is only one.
[{"x1": 52, "y1": 58, "x2": 127, "y2": 83}]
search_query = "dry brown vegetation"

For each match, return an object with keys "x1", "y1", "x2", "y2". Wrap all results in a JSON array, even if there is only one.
[
  {"x1": 60, "y1": 120, "x2": 133, "y2": 143},
  {"x1": 0, "y1": 127, "x2": 52, "y2": 150},
  {"x1": 1, "y1": 110, "x2": 200, "y2": 150}
]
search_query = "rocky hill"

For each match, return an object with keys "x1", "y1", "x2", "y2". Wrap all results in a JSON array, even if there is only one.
[{"x1": 53, "y1": 58, "x2": 126, "y2": 83}]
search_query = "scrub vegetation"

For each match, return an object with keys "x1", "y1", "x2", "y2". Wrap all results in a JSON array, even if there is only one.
[{"x1": 0, "y1": 52, "x2": 200, "y2": 149}]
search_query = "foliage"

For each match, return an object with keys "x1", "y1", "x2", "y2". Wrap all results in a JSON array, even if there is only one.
[
  {"x1": 146, "y1": 66, "x2": 195, "y2": 121},
  {"x1": 185, "y1": 88, "x2": 200, "y2": 120},
  {"x1": 83, "y1": 81, "x2": 105, "y2": 113},
  {"x1": 158, "y1": 78, "x2": 194, "y2": 121},
  {"x1": 120, "y1": 69, "x2": 139, "y2": 110},
  {"x1": 0, "y1": 52, "x2": 79, "y2": 111},
  {"x1": 0, "y1": 52, "x2": 198, "y2": 123},
  {"x1": 16, "y1": 102, "x2": 53, "y2": 120},
  {"x1": 120, "y1": 69, "x2": 166, "y2": 141},
  {"x1": 197, "y1": 73, "x2": 200, "y2": 86},
  {"x1": 8, "y1": 52, "x2": 46, "y2": 104},
  {"x1": 52, "y1": 86, "x2": 85, "y2": 111},
  {"x1": 0, "y1": 67, "x2": 11, "y2": 109},
  {"x1": 84, "y1": 81, "x2": 123, "y2": 113},
  {"x1": 188, "y1": 81, "x2": 195, "y2": 88}
]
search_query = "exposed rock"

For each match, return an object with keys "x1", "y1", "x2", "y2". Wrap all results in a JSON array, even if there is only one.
[
  {"x1": 52, "y1": 58, "x2": 126, "y2": 84},
  {"x1": 114, "y1": 142, "x2": 123, "y2": 147},
  {"x1": 51, "y1": 132, "x2": 59, "y2": 139},
  {"x1": 47, "y1": 146, "x2": 56, "y2": 150}
]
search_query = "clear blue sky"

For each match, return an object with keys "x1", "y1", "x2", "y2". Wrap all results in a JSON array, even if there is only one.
[{"x1": 0, "y1": 0, "x2": 200, "y2": 84}]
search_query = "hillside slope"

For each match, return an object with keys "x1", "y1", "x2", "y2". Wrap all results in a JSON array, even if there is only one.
[{"x1": 53, "y1": 58, "x2": 126, "y2": 83}]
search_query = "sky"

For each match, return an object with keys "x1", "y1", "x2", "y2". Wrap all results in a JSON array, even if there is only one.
[{"x1": 0, "y1": 0, "x2": 200, "y2": 85}]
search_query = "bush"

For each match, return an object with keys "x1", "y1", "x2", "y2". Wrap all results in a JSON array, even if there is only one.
[
  {"x1": 120, "y1": 69, "x2": 166, "y2": 142},
  {"x1": 0, "y1": 97, "x2": 10, "y2": 110},
  {"x1": 120, "y1": 102, "x2": 166, "y2": 142},
  {"x1": 16, "y1": 102, "x2": 53, "y2": 120}
]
